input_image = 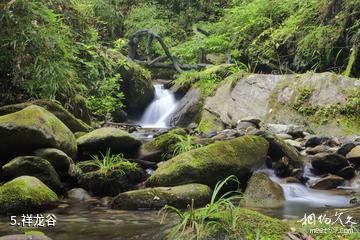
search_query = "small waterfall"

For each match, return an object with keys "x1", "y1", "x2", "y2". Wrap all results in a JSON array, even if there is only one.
[{"x1": 138, "y1": 84, "x2": 178, "y2": 128}]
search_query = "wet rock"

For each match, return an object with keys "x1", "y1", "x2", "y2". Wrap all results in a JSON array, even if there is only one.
[
  {"x1": 78, "y1": 170, "x2": 129, "y2": 197},
  {"x1": 243, "y1": 173, "x2": 285, "y2": 208},
  {"x1": 311, "y1": 153, "x2": 348, "y2": 174},
  {"x1": 284, "y1": 139, "x2": 303, "y2": 151},
  {"x1": 0, "y1": 105, "x2": 77, "y2": 162},
  {"x1": 169, "y1": 88, "x2": 203, "y2": 127},
  {"x1": 147, "y1": 135, "x2": 269, "y2": 189},
  {"x1": 336, "y1": 166, "x2": 356, "y2": 180},
  {"x1": 346, "y1": 146, "x2": 360, "y2": 166},
  {"x1": 111, "y1": 108, "x2": 128, "y2": 123},
  {"x1": 337, "y1": 142, "x2": 356, "y2": 156},
  {"x1": 67, "y1": 188, "x2": 92, "y2": 202},
  {"x1": 111, "y1": 184, "x2": 212, "y2": 210},
  {"x1": 284, "y1": 177, "x2": 301, "y2": 184},
  {"x1": 273, "y1": 156, "x2": 292, "y2": 178},
  {"x1": 276, "y1": 133, "x2": 293, "y2": 140},
  {"x1": 77, "y1": 127, "x2": 141, "y2": 156},
  {"x1": 0, "y1": 100, "x2": 92, "y2": 133},
  {"x1": 263, "y1": 124, "x2": 304, "y2": 136},
  {"x1": 256, "y1": 131, "x2": 303, "y2": 168},
  {"x1": 237, "y1": 121, "x2": 258, "y2": 130},
  {"x1": 0, "y1": 176, "x2": 58, "y2": 215},
  {"x1": 34, "y1": 148, "x2": 72, "y2": 172},
  {"x1": 1, "y1": 156, "x2": 64, "y2": 194},
  {"x1": 309, "y1": 174, "x2": 344, "y2": 190},
  {"x1": 305, "y1": 145, "x2": 330, "y2": 155},
  {"x1": 304, "y1": 135, "x2": 324, "y2": 147}
]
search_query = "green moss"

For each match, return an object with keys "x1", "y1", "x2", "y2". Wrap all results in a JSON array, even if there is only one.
[
  {"x1": 147, "y1": 135, "x2": 269, "y2": 188},
  {"x1": 143, "y1": 128, "x2": 186, "y2": 152},
  {"x1": 198, "y1": 110, "x2": 225, "y2": 133},
  {"x1": 0, "y1": 176, "x2": 58, "y2": 214}
]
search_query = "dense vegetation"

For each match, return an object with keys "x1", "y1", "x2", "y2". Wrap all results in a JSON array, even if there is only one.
[{"x1": 0, "y1": 0, "x2": 359, "y2": 116}]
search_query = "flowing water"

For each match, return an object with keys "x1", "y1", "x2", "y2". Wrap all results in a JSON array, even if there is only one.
[{"x1": 137, "y1": 84, "x2": 178, "y2": 128}]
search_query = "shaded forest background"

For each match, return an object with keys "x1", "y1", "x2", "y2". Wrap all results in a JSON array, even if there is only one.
[{"x1": 0, "y1": 0, "x2": 359, "y2": 117}]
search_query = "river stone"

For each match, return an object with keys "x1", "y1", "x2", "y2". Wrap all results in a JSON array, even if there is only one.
[
  {"x1": 304, "y1": 135, "x2": 325, "y2": 147},
  {"x1": 0, "y1": 176, "x2": 58, "y2": 215},
  {"x1": 169, "y1": 88, "x2": 203, "y2": 127},
  {"x1": 305, "y1": 145, "x2": 330, "y2": 155},
  {"x1": 336, "y1": 166, "x2": 356, "y2": 180},
  {"x1": 147, "y1": 135, "x2": 269, "y2": 188},
  {"x1": 309, "y1": 174, "x2": 344, "y2": 190},
  {"x1": 1, "y1": 156, "x2": 64, "y2": 194},
  {"x1": 77, "y1": 127, "x2": 141, "y2": 156},
  {"x1": 140, "y1": 128, "x2": 187, "y2": 161},
  {"x1": 242, "y1": 173, "x2": 285, "y2": 208},
  {"x1": 346, "y1": 146, "x2": 360, "y2": 166},
  {"x1": 34, "y1": 148, "x2": 72, "y2": 172},
  {"x1": 337, "y1": 142, "x2": 356, "y2": 156},
  {"x1": 311, "y1": 153, "x2": 349, "y2": 174},
  {"x1": 67, "y1": 188, "x2": 92, "y2": 202},
  {"x1": 0, "y1": 105, "x2": 77, "y2": 162},
  {"x1": 0, "y1": 100, "x2": 92, "y2": 133},
  {"x1": 256, "y1": 131, "x2": 303, "y2": 168},
  {"x1": 111, "y1": 184, "x2": 212, "y2": 210},
  {"x1": 78, "y1": 169, "x2": 140, "y2": 196}
]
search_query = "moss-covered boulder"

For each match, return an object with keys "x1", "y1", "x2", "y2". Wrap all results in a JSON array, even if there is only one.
[
  {"x1": 77, "y1": 127, "x2": 141, "y2": 156},
  {"x1": 0, "y1": 100, "x2": 92, "y2": 133},
  {"x1": 111, "y1": 183, "x2": 212, "y2": 210},
  {"x1": 34, "y1": 148, "x2": 73, "y2": 172},
  {"x1": 0, "y1": 176, "x2": 58, "y2": 215},
  {"x1": 198, "y1": 110, "x2": 225, "y2": 133},
  {"x1": 242, "y1": 173, "x2": 285, "y2": 208},
  {"x1": 1, "y1": 156, "x2": 64, "y2": 194},
  {"x1": 119, "y1": 60, "x2": 154, "y2": 115},
  {"x1": 78, "y1": 170, "x2": 129, "y2": 196},
  {"x1": 140, "y1": 128, "x2": 186, "y2": 161},
  {"x1": 0, "y1": 105, "x2": 77, "y2": 162},
  {"x1": 147, "y1": 135, "x2": 269, "y2": 188}
]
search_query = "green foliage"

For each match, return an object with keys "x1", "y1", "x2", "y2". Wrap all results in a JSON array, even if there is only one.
[
  {"x1": 174, "y1": 64, "x2": 242, "y2": 96},
  {"x1": 169, "y1": 135, "x2": 202, "y2": 156},
  {"x1": 160, "y1": 175, "x2": 243, "y2": 239},
  {"x1": 78, "y1": 149, "x2": 138, "y2": 175}
]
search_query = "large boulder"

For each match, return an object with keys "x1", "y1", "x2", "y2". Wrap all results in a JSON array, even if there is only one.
[
  {"x1": 169, "y1": 88, "x2": 203, "y2": 127},
  {"x1": 34, "y1": 148, "x2": 72, "y2": 172},
  {"x1": 1, "y1": 156, "x2": 64, "y2": 194},
  {"x1": 119, "y1": 61, "x2": 154, "y2": 115},
  {"x1": 111, "y1": 184, "x2": 212, "y2": 210},
  {"x1": 0, "y1": 100, "x2": 92, "y2": 133},
  {"x1": 202, "y1": 72, "x2": 360, "y2": 136},
  {"x1": 242, "y1": 173, "x2": 285, "y2": 208},
  {"x1": 147, "y1": 135, "x2": 269, "y2": 188},
  {"x1": 77, "y1": 127, "x2": 141, "y2": 156},
  {"x1": 0, "y1": 105, "x2": 77, "y2": 162},
  {"x1": 0, "y1": 176, "x2": 58, "y2": 215}
]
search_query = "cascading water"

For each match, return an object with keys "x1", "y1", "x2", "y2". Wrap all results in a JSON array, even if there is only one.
[{"x1": 138, "y1": 84, "x2": 178, "y2": 128}]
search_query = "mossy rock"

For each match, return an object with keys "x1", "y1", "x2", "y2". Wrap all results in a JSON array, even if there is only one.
[
  {"x1": 78, "y1": 170, "x2": 129, "y2": 196},
  {"x1": 1, "y1": 156, "x2": 64, "y2": 194},
  {"x1": 77, "y1": 127, "x2": 141, "y2": 156},
  {"x1": 144, "y1": 128, "x2": 186, "y2": 152},
  {"x1": 0, "y1": 176, "x2": 58, "y2": 215},
  {"x1": 111, "y1": 183, "x2": 212, "y2": 210},
  {"x1": 0, "y1": 100, "x2": 92, "y2": 133},
  {"x1": 118, "y1": 59, "x2": 154, "y2": 115},
  {"x1": 147, "y1": 135, "x2": 269, "y2": 188},
  {"x1": 242, "y1": 173, "x2": 285, "y2": 208},
  {"x1": 34, "y1": 148, "x2": 73, "y2": 172},
  {"x1": 198, "y1": 110, "x2": 225, "y2": 133},
  {"x1": 0, "y1": 105, "x2": 77, "y2": 162}
]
